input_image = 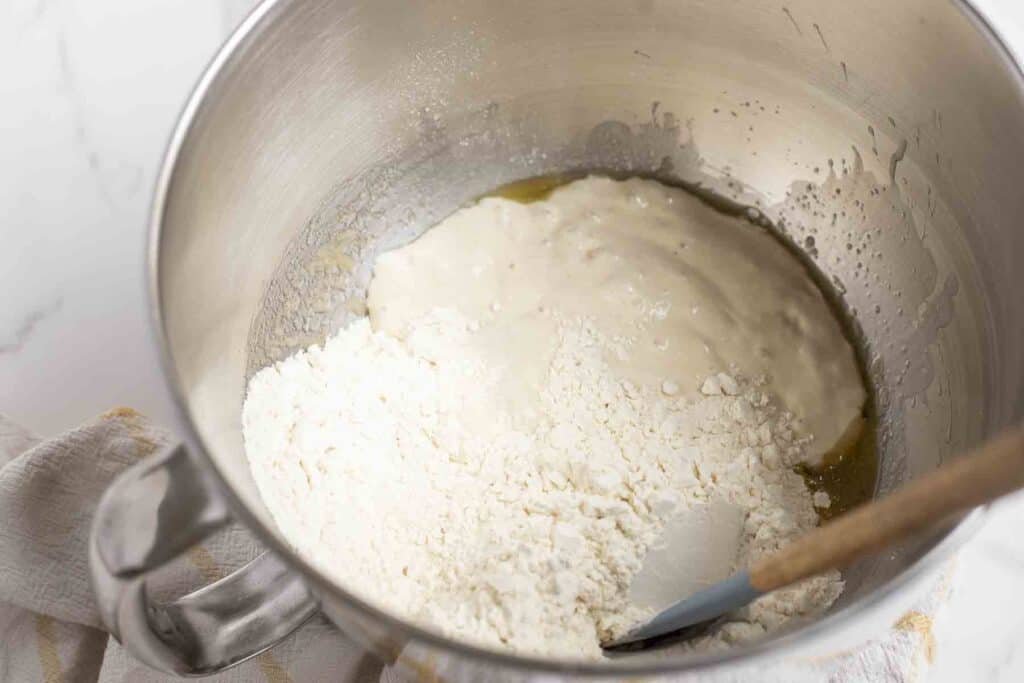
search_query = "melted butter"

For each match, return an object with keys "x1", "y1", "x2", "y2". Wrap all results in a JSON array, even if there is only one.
[
  {"x1": 798, "y1": 412, "x2": 878, "y2": 521},
  {"x1": 489, "y1": 173, "x2": 878, "y2": 522},
  {"x1": 487, "y1": 173, "x2": 585, "y2": 204},
  {"x1": 796, "y1": 384, "x2": 878, "y2": 521}
]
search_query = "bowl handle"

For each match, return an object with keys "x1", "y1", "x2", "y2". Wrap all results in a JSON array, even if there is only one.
[{"x1": 88, "y1": 443, "x2": 319, "y2": 675}]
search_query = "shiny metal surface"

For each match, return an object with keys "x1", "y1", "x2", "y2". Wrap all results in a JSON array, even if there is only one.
[
  {"x1": 118, "y1": 0, "x2": 1024, "y2": 677},
  {"x1": 88, "y1": 444, "x2": 318, "y2": 675}
]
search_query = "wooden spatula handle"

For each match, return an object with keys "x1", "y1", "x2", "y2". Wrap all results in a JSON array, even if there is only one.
[{"x1": 749, "y1": 426, "x2": 1024, "y2": 593}]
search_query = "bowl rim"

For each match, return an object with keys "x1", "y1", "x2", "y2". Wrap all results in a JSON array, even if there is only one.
[{"x1": 147, "y1": 0, "x2": 1019, "y2": 675}]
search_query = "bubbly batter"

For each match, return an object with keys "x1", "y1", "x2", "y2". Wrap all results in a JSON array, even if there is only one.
[{"x1": 370, "y1": 176, "x2": 865, "y2": 464}]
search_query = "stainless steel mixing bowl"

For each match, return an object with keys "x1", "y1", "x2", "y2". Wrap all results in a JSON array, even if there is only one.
[{"x1": 89, "y1": 0, "x2": 1024, "y2": 679}]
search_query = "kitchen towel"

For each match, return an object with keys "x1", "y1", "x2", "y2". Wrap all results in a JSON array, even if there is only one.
[{"x1": 0, "y1": 409, "x2": 953, "y2": 683}]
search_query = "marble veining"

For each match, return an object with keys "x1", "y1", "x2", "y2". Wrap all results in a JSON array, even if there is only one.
[
  {"x1": 0, "y1": 0, "x2": 1022, "y2": 680},
  {"x1": 0, "y1": 299, "x2": 63, "y2": 355}
]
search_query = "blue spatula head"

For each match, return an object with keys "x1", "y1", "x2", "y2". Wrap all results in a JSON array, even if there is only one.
[{"x1": 602, "y1": 570, "x2": 763, "y2": 649}]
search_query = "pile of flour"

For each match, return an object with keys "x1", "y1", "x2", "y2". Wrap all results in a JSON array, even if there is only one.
[{"x1": 243, "y1": 177, "x2": 858, "y2": 659}]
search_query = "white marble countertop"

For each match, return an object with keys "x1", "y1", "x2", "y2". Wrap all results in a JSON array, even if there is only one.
[{"x1": 2, "y1": 1, "x2": 1023, "y2": 680}]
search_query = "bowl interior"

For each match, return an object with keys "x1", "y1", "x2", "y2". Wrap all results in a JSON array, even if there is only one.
[{"x1": 156, "y1": 0, "x2": 1024, "y2": 670}]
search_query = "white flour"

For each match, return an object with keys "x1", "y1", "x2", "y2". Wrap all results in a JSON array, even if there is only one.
[{"x1": 243, "y1": 178, "x2": 856, "y2": 659}]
